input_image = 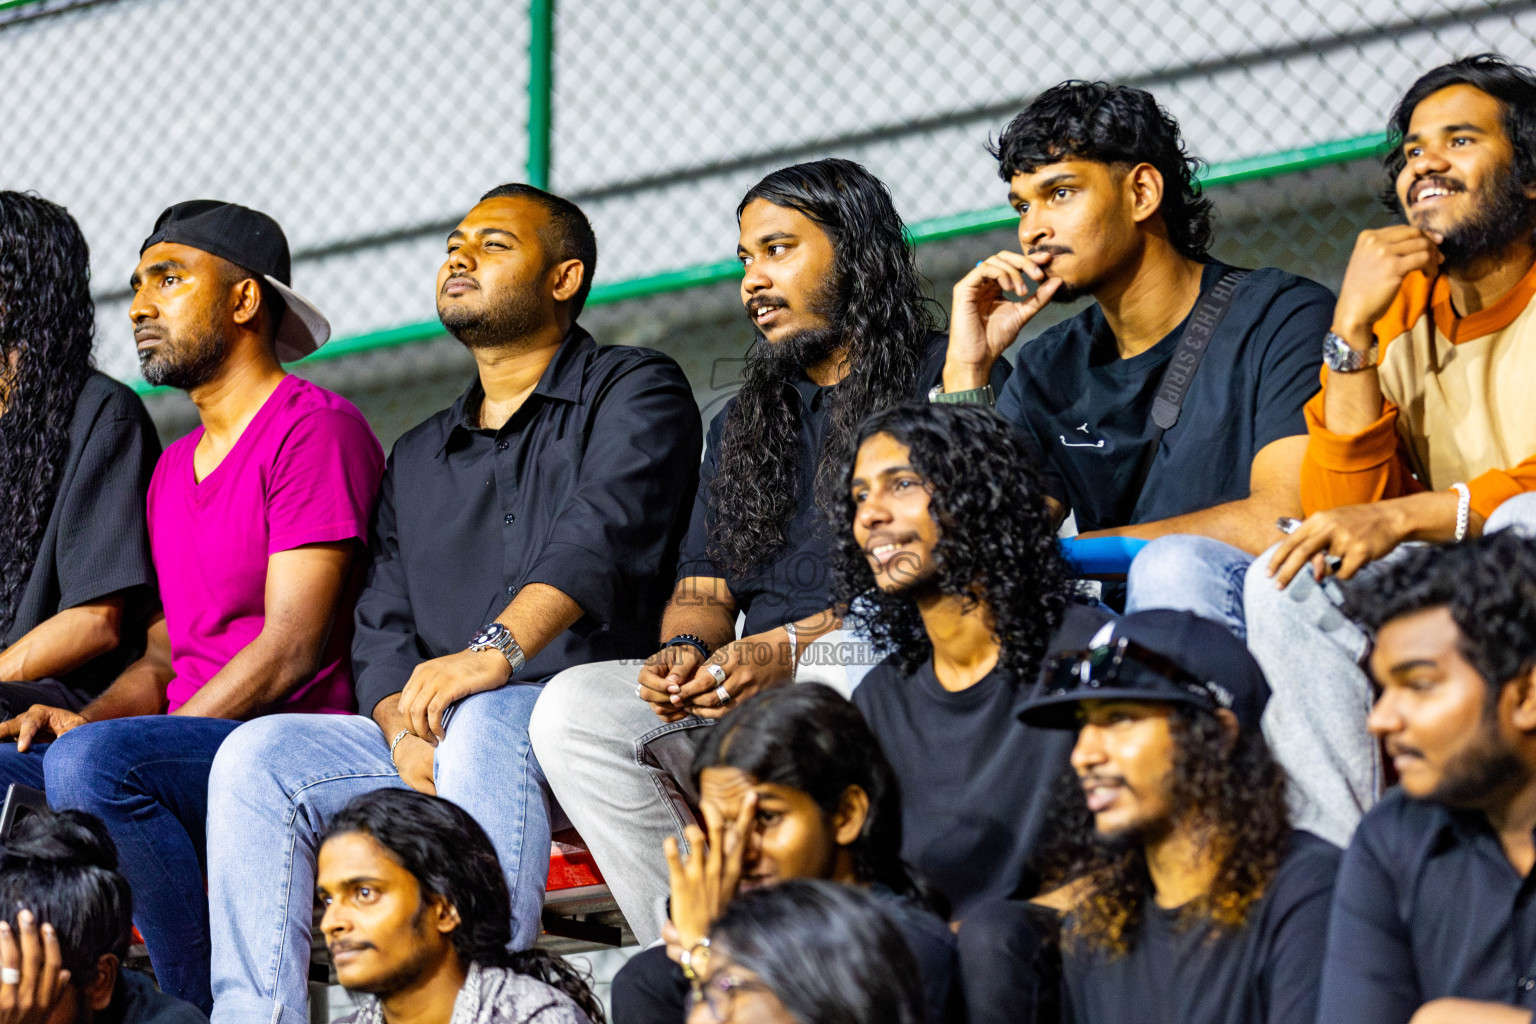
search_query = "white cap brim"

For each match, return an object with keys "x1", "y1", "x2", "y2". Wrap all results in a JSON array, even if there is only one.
[{"x1": 264, "y1": 275, "x2": 332, "y2": 363}]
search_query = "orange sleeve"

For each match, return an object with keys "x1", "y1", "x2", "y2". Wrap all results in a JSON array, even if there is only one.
[
  {"x1": 1298, "y1": 368, "x2": 1422, "y2": 515},
  {"x1": 1468, "y1": 459, "x2": 1536, "y2": 520}
]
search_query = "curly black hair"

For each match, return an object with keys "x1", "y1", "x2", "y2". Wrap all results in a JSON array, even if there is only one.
[
  {"x1": 691, "y1": 684, "x2": 920, "y2": 900},
  {"x1": 1342, "y1": 530, "x2": 1536, "y2": 693},
  {"x1": 0, "y1": 192, "x2": 96, "y2": 639},
  {"x1": 709, "y1": 159, "x2": 940, "y2": 578},
  {"x1": 321, "y1": 789, "x2": 604, "y2": 1022},
  {"x1": 1035, "y1": 705, "x2": 1291, "y2": 955},
  {"x1": 1381, "y1": 53, "x2": 1536, "y2": 216},
  {"x1": 828, "y1": 403, "x2": 1074, "y2": 684},
  {"x1": 990, "y1": 80, "x2": 1214, "y2": 261}
]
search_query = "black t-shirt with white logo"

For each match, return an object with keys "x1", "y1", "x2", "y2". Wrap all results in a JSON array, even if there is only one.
[
  {"x1": 996, "y1": 262, "x2": 1334, "y2": 532},
  {"x1": 1061, "y1": 830, "x2": 1340, "y2": 1024}
]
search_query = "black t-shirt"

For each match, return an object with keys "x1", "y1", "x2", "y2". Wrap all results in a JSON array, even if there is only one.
[
  {"x1": 1061, "y1": 830, "x2": 1340, "y2": 1024},
  {"x1": 1, "y1": 373, "x2": 161, "y2": 700},
  {"x1": 676, "y1": 333, "x2": 1010, "y2": 637},
  {"x1": 851, "y1": 602, "x2": 1111, "y2": 918},
  {"x1": 996, "y1": 262, "x2": 1333, "y2": 532}
]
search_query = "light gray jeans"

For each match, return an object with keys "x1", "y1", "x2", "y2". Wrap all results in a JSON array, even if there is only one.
[
  {"x1": 1243, "y1": 491, "x2": 1536, "y2": 848},
  {"x1": 528, "y1": 628, "x2": 877, "y2": 945}
]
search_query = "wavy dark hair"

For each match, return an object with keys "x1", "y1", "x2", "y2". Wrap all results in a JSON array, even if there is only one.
[
  {"x1": 691, "y1": 684, "x2": 919, "y2": 899},
  {"x1": 1381, "y1": 53, "x2": 1536, "y2": 216},
  {"x1": 990, "y1": 80, "x2": 1214, "y2": 261},
  {"x1": 1342, "y1": 530, "x2": 1536, "y2": 693},
  {"x1": 709, "y1": 159, "x2": 938, "y2": 577},
  {"x1": 322, "y1": 789, "x2": 604, "y2": 1022},
  {"x1": 1035, "y1": 706, "x2": 1290, "y2": 955},
  {"x1": 0, "y1": 808, "x2": 131, "y2": 987},
  {"x1": 829, "y1": 403, "x2": 1074, "y2": 683},
  {"x1": 707, "y1": 879, "x2": 926, "y2": 1024},
  {"x1": 0, "y1": 192, "x2": 96, "y2": 638}
]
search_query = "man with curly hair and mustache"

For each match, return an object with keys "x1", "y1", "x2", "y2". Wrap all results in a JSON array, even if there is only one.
[
  {"x1": 1016, "y1": 611, "x2": 1339, "y2": 1024},
  {"x1": 832, "y1": 402, "x2": 1109, "y2": 1024},
  {"x1": 530, "y1": 159, "x2": 1008, "y2": 945}
]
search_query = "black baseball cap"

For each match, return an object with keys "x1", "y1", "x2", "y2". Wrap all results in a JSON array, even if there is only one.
[
  {"x1": 1019, "y1": 610, "x2": 1271, "y2": 733},
  {"x1": 140, "y1": 200, "x2": 330, "y2": 362}
]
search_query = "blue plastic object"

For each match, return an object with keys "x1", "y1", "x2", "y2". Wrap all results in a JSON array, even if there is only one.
[{"x1": 1059, "y1": 536, "x2": 1148, "y2": 576}]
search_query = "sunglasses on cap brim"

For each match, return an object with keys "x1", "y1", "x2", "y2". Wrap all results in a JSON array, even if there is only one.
[{"x1": 1041, "y1": 635, "x2": 1226, "y2": 710}]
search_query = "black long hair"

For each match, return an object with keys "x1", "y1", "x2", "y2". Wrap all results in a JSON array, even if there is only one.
[
  {"x1": 0, "y1": 192, "x2": 96, "y2": 637},
  {"x1": 1036, "y1": 706, "x2": 1291, "y2": 955},
  {"x1": 706, "y1": 879, "x2": 926, "y2": 1024},
  {"x1": 830, "y1": 403, "x2": 1075, "y2": 684},
  {"x1": 709, "y1": 159, "x2": 938, "y2": 577},
  {"x1": 0, "y1": 808, "x2": 132, "y2": 987},
  {"x1": 990, "y1": 80, "x2": 1214, "y2": 261},
  {"x1": 322, "y1": 789, "x2": 604, "y2": 1022},
  {"x1": 690, "y1": 684, "x2": 918, "y2": 899}
]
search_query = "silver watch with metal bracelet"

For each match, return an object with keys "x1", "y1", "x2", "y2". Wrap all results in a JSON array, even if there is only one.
[
  {"x1": 1322, "y1": 330, "x2": 1378, "y2": 373},
  {"x1": 467, "y1": 622, "x2": 525, "y2": 674}
]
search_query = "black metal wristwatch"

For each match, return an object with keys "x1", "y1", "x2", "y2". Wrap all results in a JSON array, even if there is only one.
[{"x1": 467, "y1": 622, "x2": 525, "y2": 674}]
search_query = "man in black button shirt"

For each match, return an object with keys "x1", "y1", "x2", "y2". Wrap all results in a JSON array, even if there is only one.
[
  {"x1": 530, "y1": 159, "x2": 1008, "y2": 945},
  {"x1": 833, "y1": 403, "x2": 1108, "y2": 1024},
  {"x1": 0, "y1": 192, "x2": 161, "y2": 715},
  {"x1": 1018, "y1": 610, "x2": 1339, "y2": 1024},
  {"x1": 1318, "y1": 533, "x2": 1536, "y2": 1024},
  {"x1": 937, "y1": 81, "x2": 1333, "y2": 632},
  {"x1": 203, "y1": 184, "x2": 700, "y2": 1024}
]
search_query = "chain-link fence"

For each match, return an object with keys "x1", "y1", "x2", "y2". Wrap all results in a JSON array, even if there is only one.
[{"x1": 3, "y1": 0, "x2": 1533, "y2": 444}]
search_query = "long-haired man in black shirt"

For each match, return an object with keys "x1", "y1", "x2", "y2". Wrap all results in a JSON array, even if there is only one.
[
  {"x1": 531, "y1": 160, "x2": 1009, "y2": 946},
  {"x1": 833, "y1": 402, "x2": 1106, "y2": 1024},
  {"x1": 1019, "y1": 611, "x2": 1339, "y2": 1024}
]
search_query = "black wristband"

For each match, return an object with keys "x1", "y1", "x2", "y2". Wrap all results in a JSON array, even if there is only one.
[{"x1": 663, "y1": 634, "x2": 711, "y2": 659}]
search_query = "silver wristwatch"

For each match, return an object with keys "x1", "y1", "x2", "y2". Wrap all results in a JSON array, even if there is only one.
[
  {"x1": 1322, "y1": 331, "x2": 1378, "y2": 373},
  {"x1": 467, "y1": 622, "x2": 525, "y2": 674}
]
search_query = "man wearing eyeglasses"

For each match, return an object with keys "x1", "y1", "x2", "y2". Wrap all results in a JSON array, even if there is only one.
[{"x1": 1016, "y1": 610, "x2": 1340, "y2": 1024}]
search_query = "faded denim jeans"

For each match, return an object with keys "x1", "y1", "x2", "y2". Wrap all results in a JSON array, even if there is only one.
[{"x1": 205, "y1": 682, "x2": 556, "y2": 1024}]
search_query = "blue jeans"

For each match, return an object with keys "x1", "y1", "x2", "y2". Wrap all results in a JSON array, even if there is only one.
[
  {"x1": 41, "y1": 716, "x2": 244, "y2": 1014},
  {"x1": 205, "y1": 683, "x2": 555, "y2": 1024},
  {"x1": 1125, "y1": 534, "x2": 1255, "y2": 639}
]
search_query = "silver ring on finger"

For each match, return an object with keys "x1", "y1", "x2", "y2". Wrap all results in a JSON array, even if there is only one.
[
  {"x1": 635, "y1": 684, "x2": 643, "y2": 698},
  {"x1": 707, "y1": 663, "x2": 726, "y2": 685},
  {"x1": 715, "y1": 685, "x2": 732, "y2": 705},
  {"x1": 2, "y1": 968, "x2": 20, "y2": 985}
]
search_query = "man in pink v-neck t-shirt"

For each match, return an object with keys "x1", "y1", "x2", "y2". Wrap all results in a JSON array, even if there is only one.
[{"x1": 147, "y1": 373, "x2": 381, "y2": 714}]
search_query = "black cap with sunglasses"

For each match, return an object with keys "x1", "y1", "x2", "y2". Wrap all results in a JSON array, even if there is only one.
[{"x1": 1019, "y1": 609, "x2": 1271, "y2": 733}]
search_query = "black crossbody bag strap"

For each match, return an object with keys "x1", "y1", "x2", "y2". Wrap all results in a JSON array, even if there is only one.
[{"x1": 1126, "y1": 267, "x2": 1251, "y2": 510}]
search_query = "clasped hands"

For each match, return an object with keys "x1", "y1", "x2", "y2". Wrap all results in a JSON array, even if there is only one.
[{"x1": 637, "y1": 632, "x2": 796, "y2": 722}]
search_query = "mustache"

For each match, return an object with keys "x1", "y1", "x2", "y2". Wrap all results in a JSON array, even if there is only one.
[
  {"x1": 1385, "y1": 740, "x2": 1425, "y2": 760},
  {"x1": 327, "y1": 939, "x2": 376, "y2": 955},
  {"x1": 1028, "y1": 244, "x2": 1073, "y2": 258}
]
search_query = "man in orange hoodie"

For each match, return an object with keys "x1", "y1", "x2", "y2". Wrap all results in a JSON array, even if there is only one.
[{"x1": 1244, "y1": 53, "x2": 1536, "y2": 850}]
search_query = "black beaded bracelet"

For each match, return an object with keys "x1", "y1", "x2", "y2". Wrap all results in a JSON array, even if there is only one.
[{"x1": 663, "y1": 634, "x2": 711, "y2": 659}]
